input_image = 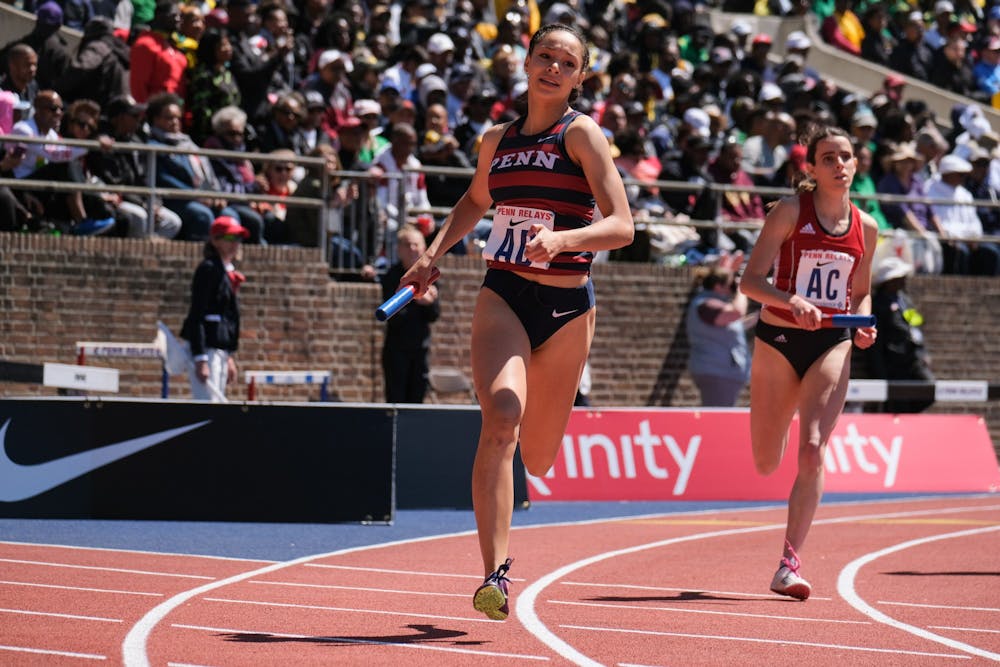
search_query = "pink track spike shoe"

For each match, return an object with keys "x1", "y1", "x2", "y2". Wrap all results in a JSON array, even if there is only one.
[
  {"x1": 473, "y1": 558, "x2": 513, "y2": 620},
  {"x1": 770, "y1": 548, "x2": 811, "y2": 600}
]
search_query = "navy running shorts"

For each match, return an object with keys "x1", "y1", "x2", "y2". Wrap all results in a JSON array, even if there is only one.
[{"x1": 482, "y1": 268, "x2": 595, "y2": 350}]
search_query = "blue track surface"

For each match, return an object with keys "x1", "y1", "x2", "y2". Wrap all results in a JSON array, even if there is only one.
[{"x1": 0, "y1": 494, "x2": 946, "y2": 562}]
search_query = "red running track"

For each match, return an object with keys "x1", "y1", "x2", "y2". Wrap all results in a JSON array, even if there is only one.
[{"x1": 1, "y1": 495, "x2": 998, "y2": 666}]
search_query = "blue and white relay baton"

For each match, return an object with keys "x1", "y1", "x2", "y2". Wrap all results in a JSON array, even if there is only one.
[
  {"x1": 375, "y1": 267, "x2": 440, "y2": 322},
  {"x1": 822, "y1": 314, "x2": 876, "y2": 328}
]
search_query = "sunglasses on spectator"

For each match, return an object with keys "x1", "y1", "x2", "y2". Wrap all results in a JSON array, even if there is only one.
[
  {"x1": 224, "y1": 129, "x2": 244, "y2": 137},
  {"x1": 276, "y1": 107, "x2": 301, "y2": 118},
  {"x1": 47, "y1": 105, "x2": 64, "y2": 113},
  {"x1": 217, "y1": 234, "x2": 243, "y2": 242},
  {"x1": 73, "y1": 119, "x2": 97, "y2": 133},
  {"x1": 271, "y1": 164, "x2": 294, "y2": 173}
]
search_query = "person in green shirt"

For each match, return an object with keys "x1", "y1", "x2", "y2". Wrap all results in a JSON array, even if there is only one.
[{"x1": 851, "y1": 140, "x2": 891, "y2": 231}]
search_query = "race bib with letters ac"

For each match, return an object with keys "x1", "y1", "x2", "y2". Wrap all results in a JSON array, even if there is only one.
[
  {"x1": 794, "y1": 249, "x2": 855, "y2": 311},
  {"x1": 483, "y1": 205, "x2": 555, "y2": 270}
]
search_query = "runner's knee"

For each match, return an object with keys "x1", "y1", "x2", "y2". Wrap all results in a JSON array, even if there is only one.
[
  {"x1": 797, "y1": 440, "x2": 825, "y2": 474},
  {"x1": 480, "y1": 392, "x2": 523, "y2": 445}
]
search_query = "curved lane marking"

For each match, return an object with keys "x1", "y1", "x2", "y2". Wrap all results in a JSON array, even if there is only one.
[
  {"x1": 517, "y1": 502, "x2": 1000, "y2": 666},
  {"x1": 123, "y1": 498, "x2": 1000, "y2": 667},
  {"x1": 837, "y1": 525, "x2": 1000, "y2": 662}
]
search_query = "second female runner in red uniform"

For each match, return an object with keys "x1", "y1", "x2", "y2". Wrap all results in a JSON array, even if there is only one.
[
  {"x1": 740, "y1": 126, "x2": 878, "y2": 600},
  {"x1": 400, "y1": 23, "x2": 633, "y2": 620}
]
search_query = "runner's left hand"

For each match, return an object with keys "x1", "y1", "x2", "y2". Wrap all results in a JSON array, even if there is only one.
[{"x1": 524, "y1": 223, "x2": 562, "y2": 263}]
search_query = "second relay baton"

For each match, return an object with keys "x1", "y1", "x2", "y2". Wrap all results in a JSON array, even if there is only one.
[
  {"x1": 822, "y1": 314, "x2": 876, "y2": 328},
  {"x1": 375, "y1": 267, "x2": 440, "y2": 321}
]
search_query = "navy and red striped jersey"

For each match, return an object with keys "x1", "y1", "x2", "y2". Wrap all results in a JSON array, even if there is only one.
[{"x1": 486, "y1": 110, "x2": 595, "y2": 275}]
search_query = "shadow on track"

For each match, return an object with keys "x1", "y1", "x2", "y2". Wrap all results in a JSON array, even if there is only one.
[
  {"x1": 587, "y1": 591, "x2": 745, "y2": 603},
  {"x1": 218, "y1": 624, "x2": 487, "y2": 647}
]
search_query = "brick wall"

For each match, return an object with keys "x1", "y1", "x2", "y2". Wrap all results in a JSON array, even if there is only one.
[{"x1": 2, "y1": 234, "x2": 998, "y2": 451}]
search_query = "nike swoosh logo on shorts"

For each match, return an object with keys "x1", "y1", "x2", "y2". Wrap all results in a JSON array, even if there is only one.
[
  {"x1": 552, "y1": 309, "x2": 578, "y2": 318},
  {"x1": 0, "y1": 418, "x2": 210, "y2": 502},
  {"x1": 508, "y1": 219, "x2": 530, "y2": 227}
]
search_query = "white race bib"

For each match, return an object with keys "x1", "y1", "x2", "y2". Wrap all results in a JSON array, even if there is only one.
[
  {"x1": 794, "y1": 249, "x2": 855, "y2": 311},
  {"x1": 482, "y1": 205, "x2": 555, "y2": 270}
]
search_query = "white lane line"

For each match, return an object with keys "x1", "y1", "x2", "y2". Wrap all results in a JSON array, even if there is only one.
[
  {"x1": 123, "y1": 527, "x2": 489, "y2": 667},
  {"x1": 0, "y1": 606, "x2": 121, "y2": 622},
  {"x1": 304, "y1": 563, "x2": 526, "y2": 581},
  {"x1": 558, "y1": 624, "x2": 972, "y2": 660},
  {"x1": 0, "y1": 644, "x2": 106, "y2": 660},
  {"x1": 0, "y1": 540, "x2": 272, "y2": 564},
  {"x1": 0, "y1": 579, "x2": 163, "y2": 596},
  {"x1": 931, "y1": 626, "x2": 1000, "y2": 634},
  {"x1": 518, "y1": 503, "x2": 1000, "y2": 666},
  {"x1": 560, "y1": 580, "x2": 833, "y2": 601},
  {"x1": 249, "y1": 580, "x2": 467, "y2": 598},
  {"x1": 0, "y1": 558, "x2": 214, "y2": 580},
  {"x1": 123, "y1": 497, "x2": 1000, "y2": 667},
  {"x1": 880, "y1": 600, "x2": 1000, "y2": 613},
  {"x1": 172, "y1": 623, "x2": 550, "y2": 661},
  {"x1": 549, "y1": 599, "x2": 869, "y2": 624},
  {"x1": 837, "y1": 525, "x2": 1000, "y2": 662},
  {"x1": 202, "y1": 596, "x2": 495, "y2": 623}
]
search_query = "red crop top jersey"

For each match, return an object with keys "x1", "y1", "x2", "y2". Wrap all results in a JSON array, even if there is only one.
[
  {"x1": 483, "y1": 110, "x2": 595, "y2": 275},
  {"x1": 766, "y1": 191, "x2": 866, "y2": 325}
]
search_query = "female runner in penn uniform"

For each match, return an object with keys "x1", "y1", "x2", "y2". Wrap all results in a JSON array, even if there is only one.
[
  {"x1": 399, "y1": 23, "x2": 633, "y2": 620},
  {"x1": 740, "y1": 126, "x2": 878, "y2": 600}
]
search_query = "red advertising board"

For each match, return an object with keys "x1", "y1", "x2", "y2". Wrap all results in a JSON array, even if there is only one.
[{"x1": 526, "y1": 409, "x2": 1000, "y2": 501}]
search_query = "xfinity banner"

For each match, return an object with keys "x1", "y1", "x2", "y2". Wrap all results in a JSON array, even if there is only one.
[
  {"x1": 527, "y1": 409, "x2": 1000, "y2": 501},
  {"x1": 0, "y1": 399, "x2": 394, "y2": 523}
]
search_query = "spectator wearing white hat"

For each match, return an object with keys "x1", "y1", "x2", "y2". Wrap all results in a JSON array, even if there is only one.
[
  {"x1": 925, "y1": 154, "x2": 1000, "y2": 274},
  {"x1": 302, "y1": 48, "x2": 354, "y2": 136},
  {"x1": 785, "y1": 30, "x2": 822, "y2": 82},
  {"x1": 426, "y1": 32, "x2": 455, "y2": 76},
  {"x1": 353, "y1": 98, "x2": 389, "y2": 164},
  {"x1": 863, "y1": 255, "x2": 935, "y2": 414},
  {"x1": 729, "y1": 19, "x2": 753, "y2": 60},
  {"x1": 924, "y1": 0, "x2": 955, "y2": 51}
]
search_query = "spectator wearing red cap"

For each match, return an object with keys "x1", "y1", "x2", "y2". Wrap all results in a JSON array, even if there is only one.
[
  {"x1": 740, "y1": 33, "x2": 777, "y2": 83},
  {"x1": 180, "y1": 215, "x2": 248, "y2": 402}
]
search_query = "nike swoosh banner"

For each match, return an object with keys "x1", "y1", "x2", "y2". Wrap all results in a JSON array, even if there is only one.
[{"x1": 0, "y1": 399, "x2": 394, "y2": 523}]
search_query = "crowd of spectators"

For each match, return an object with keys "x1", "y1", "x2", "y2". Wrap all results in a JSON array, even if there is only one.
[{"x1": 0, "y1": 0, "x2": 999, "y2": 274}]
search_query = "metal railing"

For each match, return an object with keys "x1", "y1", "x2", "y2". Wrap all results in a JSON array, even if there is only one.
[{"x1": 5, "y1": 133, "x2": 1000, "y2": 270}]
